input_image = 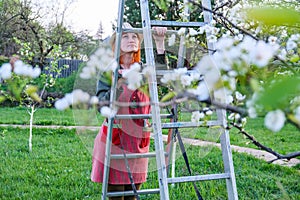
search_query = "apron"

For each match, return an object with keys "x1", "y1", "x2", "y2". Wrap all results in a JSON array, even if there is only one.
[{"x1": 91, "y1": 84, "x2": 151, "y2": 184}]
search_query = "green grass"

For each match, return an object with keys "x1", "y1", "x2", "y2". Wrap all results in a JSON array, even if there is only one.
[
  {"x1": 1, "y1": 127, "x2": 101, "y2": 199},
  {"x1": 1, "y1": 127, "x2": 299, "y2": 199},
  {"x1": 0, "y1": 107, "x2": 102, "y2": 126},
  {"x1": 0, "y1": 107, "x2": 299, "y2": 157}
]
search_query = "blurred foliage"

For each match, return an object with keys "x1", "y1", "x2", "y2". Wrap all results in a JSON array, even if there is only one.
[{"x1": 246, "y1": 7, "x2": 300, "y2": 26}]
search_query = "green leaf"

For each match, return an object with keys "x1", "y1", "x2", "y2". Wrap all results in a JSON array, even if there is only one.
[
  {"x1": 153, "y1": 0, "x2": 168, "y2": 13},
  {"x1": 258, "y1": 76, "x2": 300, "y2": 109},
  {"x1": 0, "y1": 96, "x2": 6, "y2": 104},
  {"x1": 250, "y1": 78, "x2": 260, "y2": 92},
  {"x1": 245, "y1": 7, "x2": 300, "y2": 26},
  {"x1": 290, "y1": 55, "x2": 300, "y2": 63},
  {"x1": 25, "y1": 85, "x2": 38, "y2": 95},
  {"x1": 160, "y1": 91, "x2": 176, "y2": 102}
]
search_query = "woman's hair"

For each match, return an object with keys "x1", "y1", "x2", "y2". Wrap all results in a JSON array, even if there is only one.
[{"x1": 111, "y1": 33, "x2": 141, "y2": 65}]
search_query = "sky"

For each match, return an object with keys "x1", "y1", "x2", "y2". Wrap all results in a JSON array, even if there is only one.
[
  {"x1": 66, "y1": 0, "x2": 119, "y2": 38},
  {"x1": 30, "y1": 0, "x2": 119, "y2": 38}
]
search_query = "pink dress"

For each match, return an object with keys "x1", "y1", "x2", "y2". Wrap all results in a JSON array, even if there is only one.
[{"x1": 91, "y1": 84, "x2": 151, "y2": 184}]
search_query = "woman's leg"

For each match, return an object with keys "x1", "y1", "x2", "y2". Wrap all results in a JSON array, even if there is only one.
[
  {"x1": 124, "y1": 184, "x2": 142, "y2": 200},
  {"x1": 108, "y1": 184, "x2": 125, "y2": 200}
]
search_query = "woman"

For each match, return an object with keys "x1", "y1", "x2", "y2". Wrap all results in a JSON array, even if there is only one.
[{"x1": 91, "y1": 23, "x2": 167, "y2": 200}]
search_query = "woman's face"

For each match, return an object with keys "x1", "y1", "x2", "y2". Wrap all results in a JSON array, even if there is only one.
[{"x1": 120, "y1": 32, "x2": 139, "y2": 53}]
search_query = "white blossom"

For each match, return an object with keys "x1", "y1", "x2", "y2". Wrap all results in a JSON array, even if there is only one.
[
  {"x1": 205, "y1": 110, "x2": 213, "y2": 115},
  {"x1": 55, "y1": 89, "x2": 92, "y2": 110},
  {"x1": 295, "y1": 107, "x2": 300, "y2": 123},
  {"x1": 277, "y1": 49, "x2": 287, "y2": 60},
  {"x1": 84, "y1": 47, "x2": 116, "y2": 74},
  {"x1": 187, "y1": 81, "x2": 210, "y2": 101},
  {"x1": 228, "y1": 70, "x2": 237, "y2": 77},
  {"x1": 234, "y1": 113, "x2": 241, "y2": 120},
  {"x1": 90, "y1": 96, "x2": 99, "y2": 105},
  {"x1": 32, "y1": 67, "x2": 41, "y2": 78},
  {"x1": 101, "y1": 106, "x2": 117, "y2": 118},
  {"x1": 13, "y1": 60, "x2": 40, "y2": 78},
  {"x1": 64, "y1": 93, "x2": 74, "y2": 105},
  {"x1": 196, "y1": 55, "x2": 220, "y2": 88},
  {"x1": 142, "y1": 66, "x2": 154, "y2": 77},
  {"x1": 249, "y1": 40, "x2": 276, "y2": 67},
  {"x1": 268, "y1": 36, "x2": 278, "y2": 45},
  {"x1": 177, "y1": 28, "x2": 186, "y2": 36},
  {"x1": 211, "y1": 27, "x2": 220, "y2": 35},
  {"x1": 207, "y1": 35, "x2": 217, "y2": 43},
  {"x1": 286, "y1": 40, "x2": 297, "y2": 51},
  {"x1": 235, "y1": 91, "x2": 246, "y2": 101},
  {"x1": 228, "y1": 113, "x2": 235, "y2": 120},
  {"x1": 191, "y1": 111, "x2": 204, "y2": 122},
  {"x1": 214, "y1": 88, "x2": 233, "y2": 104},
  {"x1": 189, "y1": 71, "x2": 201, "y2": 81},
  {"x1": 264, "y1": 109, "x2": 286, "y2": 132},
  {"x1": 234, "y1": 34, "x2": 243, "y2": 41},
  {"x1": 168, "y1": 34, "x2": 176, "y2": 46},
  {"x1": 238, "y1": 36, "x2": 256, "y2": 52},
  {"x1": 203, "y1": 24, "x2": 213, "y2": 33},
  {"x1": 122, "y1": 63, "x2": 142, "y2": 90},
  {"x1": 180, "y1": 75, "x2": 193, "y2": 86},
  {"x1": 241, "y1": 117, "x2": 247, "y2": 124},
  {"x1": 188, "y1": 28, "x2": 198, "y2": 36},
  {"x1": 199, "y1": 26, "x2": 205, "y2": 34},
  {"x1": 55, "y1": 98, "x2": 70, "y2": 111},
  {"x1": 216, "y1": 37, "x2": 234, "y2": 50},
  {"x1": 80, "y1": 66, "x2": 96, "y2": 79},
  {"x1": 160, "y1": 73, "x2": 175, "y2": 84},
  {"x1": 174, "y1": 67, "x2": 187, "y2": 77},
  {"x1": 0, "y1": 63, "x2": 12, "y2": 80},
  {"x1": 72, "y1": 89, "x2": 90, "y2": 104}
]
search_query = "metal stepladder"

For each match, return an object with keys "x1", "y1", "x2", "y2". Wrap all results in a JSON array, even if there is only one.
[{"x1": 101, "y1": 0, "x2": 238, "y2": 199}]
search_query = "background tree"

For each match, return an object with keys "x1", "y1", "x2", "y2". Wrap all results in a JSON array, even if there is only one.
[
  {"x1": 95, "y1": 21, "x2": 104, "y2": 41},
  {"x1": 0, "y1": 0, "x2": 98, "y2": 65}
]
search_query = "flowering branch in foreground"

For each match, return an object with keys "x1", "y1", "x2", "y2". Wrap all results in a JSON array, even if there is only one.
[
  {"x1": 230, "y1": 122, "x2": 300, "y2": 162},
  {"x1": 0, "y1": 60, "x2": 41, "y2": 103}
]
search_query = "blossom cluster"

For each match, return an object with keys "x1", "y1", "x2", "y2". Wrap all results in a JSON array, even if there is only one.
[
  {"x1": 54, "y1": 1, "x2": 300, "y2": 133},
  {"x1": 54, "y1": 89, "x2": 99, "y2": 111},
  {"x1": 0, "y1": 60, "x2": 41, "y2": 80},
  {"x1": 122, "y1": 63, "x2": 143, "y2": 90},
  {"x1": 79, "y1": 46, "x2": 118, "y2": 79}
]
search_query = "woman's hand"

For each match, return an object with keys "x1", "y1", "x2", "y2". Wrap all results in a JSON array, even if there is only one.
[{"x1": 152, "y1": 27, "x2": 167, "y2": 54}]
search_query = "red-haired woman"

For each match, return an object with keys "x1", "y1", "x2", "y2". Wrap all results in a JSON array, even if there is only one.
[{"x1": 91, "y1": 23, "x2": 167, "y2": 200}]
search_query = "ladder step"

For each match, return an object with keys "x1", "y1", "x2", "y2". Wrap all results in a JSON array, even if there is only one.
[
  {"x1": 115, "y1": 114, "x2": 173, "y2": 119},
  {"x1": 161, "y1": 120, "x2": 223, "y2": 129},
  {"x1": 168, "y1": 173, "x2": 231, "y2": 184},
  {"x1": 151, "y1": 20, "x2": 207, "y2": 27},
  {"x1": 123, "y1": 27, "x2": 178, "y2": 34},
  {"x1": 111, "y1": 152, "x2": 168, "y2": 159},
  {"x1": 107, "y1": 188, "x2": 160, "y2": 197},
  {"x1": 156, "y1": 69, "x2": 201, "y2": 76}
]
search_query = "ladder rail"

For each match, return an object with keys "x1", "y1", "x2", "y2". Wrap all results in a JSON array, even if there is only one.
[
  {"x1": 166, "y1": 0, "x2": 191, "y2": 180},
  {"x1": 101, "y1": 0, "x2": 125, "y2": 199},
  {"x1": 139, "y1": 0, "x2": 170, "y2": 199},
  {"x1": 201, "y1": 0, "x2": 238, "y2": 199}
]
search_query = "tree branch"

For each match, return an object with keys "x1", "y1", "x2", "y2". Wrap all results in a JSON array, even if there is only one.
[
  {"x1": 230, "y1": 122, "x2": 300, "y2": 163},
  {"x1": 188, "y1": 0, "x2": 259, "y2": 40}
]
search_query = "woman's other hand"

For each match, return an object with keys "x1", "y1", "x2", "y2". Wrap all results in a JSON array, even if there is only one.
[{"x1": 152, "y1": 27, "x2": 167, "y2": 54}]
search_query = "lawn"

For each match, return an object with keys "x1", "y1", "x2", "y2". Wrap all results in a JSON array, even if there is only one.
[
  {"x1": 0, "y1": 107, "x2": 299, "y2": 199},
  {"x1": 1, "y1": 107, "x2": 299, "y2": 155}
]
